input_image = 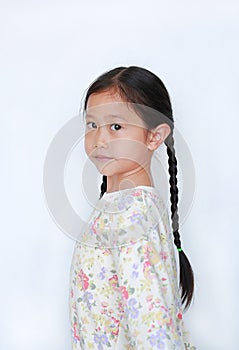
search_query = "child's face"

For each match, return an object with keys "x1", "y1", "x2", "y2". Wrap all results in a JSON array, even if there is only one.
[{"x1": 84, "y1": 90, "x2": 152, "y2": 177}]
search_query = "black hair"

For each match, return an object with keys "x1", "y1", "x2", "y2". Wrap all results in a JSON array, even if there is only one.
[{"x1": 82, "y1": 66, "x2": 194, "y2": 309}]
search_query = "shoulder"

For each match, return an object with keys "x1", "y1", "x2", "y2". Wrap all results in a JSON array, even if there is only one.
[
  {"x1": 98, "y1": 186, "x2": 169, "y2": 226},
  {"x1": 118, "y1": 186, "x2": 169, "y2": 230},
  {"x1": 77, "y1": 186, "x2": 172, "y2": 249},
  {"x1": 101, "y1": 185, "x2": 166, "y2": 212},
  {"x1": 83, "y1": 186, "x2": 170, "y2": 246}
]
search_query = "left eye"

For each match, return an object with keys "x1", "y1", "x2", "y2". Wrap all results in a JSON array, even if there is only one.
[{"x1": 110, "y1": 124, "x2": 121, "y2": 131}]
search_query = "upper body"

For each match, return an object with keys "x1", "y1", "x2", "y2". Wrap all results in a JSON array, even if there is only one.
[{"x1": 69, "y1": 185, "x2": 196, "y2": 349}]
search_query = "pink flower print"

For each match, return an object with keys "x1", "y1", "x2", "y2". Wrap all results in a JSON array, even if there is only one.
[
  {"x1": 161, "y1": 278, "x2": 167, "y2": 294},
  {"x1": 143, "y1": 260, "x2": 151, "y2": 274},
  {"x1": 91, "y1": 217, "x2": 99, "y2": 234},
  {"x1": 161, "y1": 305, "x2": 168, "y2": 312},
  {"x1": 167, "y1": 317, "x2": 173, "y2": 327},
  {"x1": 102, "y1": 249, "x2": 111, "y2": 256},
  {"x1": 110, "y1": 316, "x2": 120, "y2": 336},
  {"x1": 109, "y1": 274, "x2": 119, "y2": 291},
  {"x1": 132, "y1": 190, "x2": 142, "y2": 196},
  {"x1": 149, "y1": 303, "x2": 154, "y2": 311},
  {"x1": 118, "y1": 301, "x2": 125, "y2": 315},
  {"x1": 160, "y1": 251, "x2": 168, "y2": 261},
  {"x1": 146, "y1": 295, "x2": 153, "y2": 303},
  {"x1": 78, "y1": 269, "x2": 89, "y2": 290},
  {"x1": 110, "y1": 275, "x2": 118, "y2": 282},
  {"x1": 89, "y1": 225, "x2": 96, "y2": 235},
  {"x1": 73, "y1": 322, "x2": 80, "y2": 342},
  {"x1": 101, "y1": 308, "x2": 107, "y2": 315},
  {"x1": 177, "y1": 313, "x2": 182, "y2": 320},
  {"x1": 126, "y1": 246, "x2": 132, "y2": 254},
  {"x1": 143, "y1": 260, "x2": 156, "y2": 280},
  {"x1": 101, "y1": 301, "x2": 108, "y2": 308},
  {"x1": 119, "y1": 285, "x2": 129, "y2": 300},
  {"x1": 143, "y1": 244, "x2": 153, "y2": 260}
]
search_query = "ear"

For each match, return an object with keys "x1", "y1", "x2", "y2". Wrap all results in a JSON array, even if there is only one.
[{"x1": 147, "y1": 123, "x2": 171, "y2": 151}]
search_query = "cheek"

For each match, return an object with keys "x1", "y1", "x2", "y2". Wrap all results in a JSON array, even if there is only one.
[
  {"x1": 84, "y1": 134, "x2": 92, "y2": 156},
  {"x1": 112, "y1": 139, "x2": 148, "y2": 162}
]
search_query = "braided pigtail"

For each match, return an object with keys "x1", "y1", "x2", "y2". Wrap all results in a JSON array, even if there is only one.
[
  {"x1": 166, "y1": 135, "x2": 194, "y2": 309},
  {"x1": 99, "y1": 175, "x2": 107, "y2": 199}
]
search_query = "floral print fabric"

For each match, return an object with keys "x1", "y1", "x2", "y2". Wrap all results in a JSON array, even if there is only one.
[{"x1": 69, "y1": 186, "x2": 196, "y2": 349}]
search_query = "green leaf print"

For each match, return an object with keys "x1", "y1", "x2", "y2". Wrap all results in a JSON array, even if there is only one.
[
  {"x1": 119, "y1": 229, "x2": 127, "y2": 236},
  {"x1": 90, "y1": 282, "x2": 96, "y2": 289}
]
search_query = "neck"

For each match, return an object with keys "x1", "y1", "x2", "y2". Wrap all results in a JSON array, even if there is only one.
[{"x1": 106, "y1": 165, "x2": 154, "y2": 193}]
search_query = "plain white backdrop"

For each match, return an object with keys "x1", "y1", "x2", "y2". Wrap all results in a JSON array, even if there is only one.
[{"x1": 1, "y1": 1, "x2": 239, "y2": 349}]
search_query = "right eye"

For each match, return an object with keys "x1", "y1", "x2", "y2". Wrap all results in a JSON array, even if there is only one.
[{"x1": 86, "y1": 122, "x2": 97, "y2": 129}]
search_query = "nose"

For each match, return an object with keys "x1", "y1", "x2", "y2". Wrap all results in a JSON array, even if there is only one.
[{"x1": 94, "y1": 125, "x2": 108, "y2": 148}]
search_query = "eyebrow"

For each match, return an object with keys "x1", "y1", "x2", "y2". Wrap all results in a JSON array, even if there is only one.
[{"x1": 85, "y1": 113, "x2": 128, "y2": 122}]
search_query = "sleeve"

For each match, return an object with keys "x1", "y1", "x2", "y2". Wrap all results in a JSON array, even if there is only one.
[
  {"x1": 109, "y1": 194, "x2": 189, "y2": 349},
  {"x1": 182, "y1": 321, "x2": 197, "y2": 350},
  {"x1": 114, "y1": 237, "x2": 186, "y2": 350}
]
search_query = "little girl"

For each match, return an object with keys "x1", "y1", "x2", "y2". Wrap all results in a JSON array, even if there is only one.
[{"x1": 69, "y1": 66, "x2": 196, "y2": 349}]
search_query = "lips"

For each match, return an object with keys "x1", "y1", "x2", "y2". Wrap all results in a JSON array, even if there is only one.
[{"x1": 94, "y1": 155, "x2": 114, "y2": 162}]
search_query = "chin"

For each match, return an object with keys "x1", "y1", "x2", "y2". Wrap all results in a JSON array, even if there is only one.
[
  {"x1": 97, "y1": 165, "x2": 122, "y2": 177},
  {"x1": 98, "y1": 168, "x2": 115, "y2": 177},
  {"x1": 90, "y1": 159, "x2": 116, "y2": 176}
]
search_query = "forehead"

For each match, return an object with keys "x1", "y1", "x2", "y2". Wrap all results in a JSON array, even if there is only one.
[
  {"x1": 86, "y1": 91, "x2": 145, "y2": 126},
  {"x1": 87, "y1": 90, "x2": 123, "y2": 108}
]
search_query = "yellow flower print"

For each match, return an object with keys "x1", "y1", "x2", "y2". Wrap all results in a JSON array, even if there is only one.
[
  {"x1": 155, "y1": 310, "x2": 166, "y2": 325},
  {"x1": 103, "y1": 319, "x2": 112, "y2": 332},
  {"x1": 159, "y1": 232, "x2": 167, "y2": 244},
  {"x1": 139, "y1": 277, "x2": 152, "y2": 292},
  {"x1": 147, "y1": 242, "x2": 160, "y2": 265},
  {"x1": 142, "y1": 312, "x2": 153, "y2": 327},
  {"x1": 87, "y1": 341, "x2": 94, "y2": 349},
  {"x1": 130, "y1": 327, "x2": 141, "y2": 338},
  {"x1": 85, "y1": 256, "x2": 94, "y2": 268},
  {"x1": 81, "y1": 315, "x2": 90, "y2": 325},
  {"x1": 100, "y1": 283, "x2": 115, "y2": 297},
  {"x1": 118, "y1": 215, "x2": 125, "y2": 224},
  {"x1": 99, "y1": 217, "x2": 105, "y2": 229},
  {"x1": 126, "y1": 246, "x2": 133, "y2": 255},
  {"x1": 124, "y1": 344, "x2": 134, "y2": 350}
]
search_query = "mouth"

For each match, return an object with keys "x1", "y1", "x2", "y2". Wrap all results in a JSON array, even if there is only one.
[{"x1": 94, "y1": 155, "x2": 114, "y2": 162}]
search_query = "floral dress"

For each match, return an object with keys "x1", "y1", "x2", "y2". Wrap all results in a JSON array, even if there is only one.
[{"x1": 69, "y1": 185, "x2": 196, "y2": 349}]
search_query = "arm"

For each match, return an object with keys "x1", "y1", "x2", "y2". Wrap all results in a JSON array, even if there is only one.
[{"x1": 115, "y1": 237, "x2": 185, "y2": 350}]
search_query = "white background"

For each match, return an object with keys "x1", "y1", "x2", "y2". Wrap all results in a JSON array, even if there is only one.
[{"x1": 1, "y1": 1, "x2": 239, "y2": 349}]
